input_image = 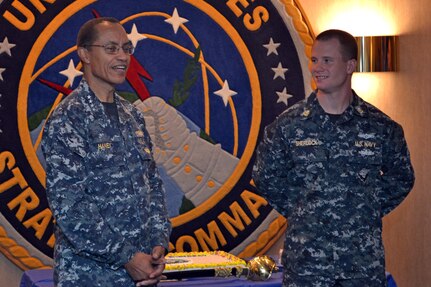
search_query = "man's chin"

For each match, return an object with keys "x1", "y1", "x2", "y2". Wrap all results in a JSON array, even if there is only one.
[{"x1": 110, "y1": 77, "x2": 127, "y2": 85}]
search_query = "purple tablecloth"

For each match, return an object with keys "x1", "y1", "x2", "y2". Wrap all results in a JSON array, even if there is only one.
[
  {"x1": 20, "y1": 269, "x2": 397, "y2": 287},
  {"x1": 20, "y1": 269, "x2": 283, "y2": 287}
]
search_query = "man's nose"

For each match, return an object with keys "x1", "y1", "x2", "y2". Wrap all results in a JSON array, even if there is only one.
[{"x1": 116, "y1": 49, "x2": 129, "y2": 60}]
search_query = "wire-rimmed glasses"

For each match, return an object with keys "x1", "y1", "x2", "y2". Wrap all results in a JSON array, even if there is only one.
[{"x1": 83, "y1": 43, "x2": 135, "y2": 55}]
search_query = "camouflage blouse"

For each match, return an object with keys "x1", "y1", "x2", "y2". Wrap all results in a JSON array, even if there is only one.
[
  {"x1": 42, "y1": 79, "x2": 171, "y2": 286},
  {"x1": 253, "y1": 91, "x2": 414, "y2": 282}
]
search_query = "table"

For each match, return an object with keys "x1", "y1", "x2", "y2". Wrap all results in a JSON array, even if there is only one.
[
  {"x1": 20, "y1": 269, "x2": 397, "y2": 287},
  {"x1": 20, "y1": 269, "x2": 283, "y2": 287}
]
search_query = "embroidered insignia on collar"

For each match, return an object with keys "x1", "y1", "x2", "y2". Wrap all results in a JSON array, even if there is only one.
[
  {"x1": 301, "y1": 109, "x2": 310, "y2": 117},
  {"x1": 355, "y1": 106, "x2": 366, "y2": 116},
  {"x1": 135, "y1": 130, "x2": 144, "y2": 137}
]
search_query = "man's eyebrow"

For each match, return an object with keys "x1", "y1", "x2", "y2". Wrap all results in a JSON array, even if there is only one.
[
  {"x1": 102, "y1": 40, "x2": 131, "y2": 45},
  {"x1": 310, "y1": 56, "x2": 333, "y2": 59},
  {"x1": 101, "y1": 40, "x2": 119, "y2": 45}
]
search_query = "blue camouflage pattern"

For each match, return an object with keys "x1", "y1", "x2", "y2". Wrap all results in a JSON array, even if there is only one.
[
  {"x1": 42, "y1": 79, "x2": 171, "y2": 286},
  {"x1": 253, "y1": 91, "x2": 414, "y2": 286}
]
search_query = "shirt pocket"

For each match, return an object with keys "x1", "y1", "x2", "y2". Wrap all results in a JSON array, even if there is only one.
[
  {"x1": 346, "y1": 148, "x2": 383, "y2": 217},
  {"x1": 291, "y1": 145, "x2": 327, "y2": 180},
  {"x1": 90, "y1": 137, "x2": 126, "y2": 169},
  {"x1": 291, "y1": 145, "x2": 327, "y2": 163},
  {"x1": 348, "y1": 144, "x2": 383, "y2": 185},
  {"x1": 86, "y1": 137, "x2": 128, "y2": 201},
  {"x1": 290, "y1": 145, "x2": 328, "y2": 200}
]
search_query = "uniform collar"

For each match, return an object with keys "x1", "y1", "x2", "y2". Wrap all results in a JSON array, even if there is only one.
[
  {"x1": 300, "y1": 90, "x2": 369, "y2": 122},
  {"x1": 76, "y1": 79, "x2": 139, "y2": 131},
  {"x1": 78, "y1": 79, "x2": 116, "y2": 107},
  {"x1": 77, "y1": 79, "x2": 127, "y2": 123}
]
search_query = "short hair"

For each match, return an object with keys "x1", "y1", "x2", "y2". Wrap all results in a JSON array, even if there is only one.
[
  {"x1": 76, "y1": 17, "x2": 120, "y2": 47},
  {"x1": 315, "y1": 29, "x2": 358, "y2": 61}
]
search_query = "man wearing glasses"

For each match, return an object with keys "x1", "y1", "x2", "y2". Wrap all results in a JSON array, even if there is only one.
[{"x1": 42, "y1": 17, "x2": 171, "y2": 286}]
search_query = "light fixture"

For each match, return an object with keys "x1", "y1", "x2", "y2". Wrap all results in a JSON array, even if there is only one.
[{"x1": 355, "y1": 36, "x2": 398, "y2": 72}]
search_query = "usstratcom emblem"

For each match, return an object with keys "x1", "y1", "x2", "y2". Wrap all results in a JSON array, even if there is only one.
[{"x1": 0, "y1": 0, "x2": 313, "y2": 269}]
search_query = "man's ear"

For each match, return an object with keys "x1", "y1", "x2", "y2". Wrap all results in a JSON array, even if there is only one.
[
  {"x1": 347, "y1": 59, "x2": 357, "y2": 74},
  {"x1": 77, "y1": 47, "x2": 90, "y2": 64}
]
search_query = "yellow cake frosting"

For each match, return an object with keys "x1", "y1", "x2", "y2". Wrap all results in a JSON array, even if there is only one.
[{"x1": 164, "y1": 250, "x2": 246, "y2": 275}]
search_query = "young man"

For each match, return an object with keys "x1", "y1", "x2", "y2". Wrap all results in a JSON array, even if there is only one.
[
  {"x1": 42, "y1": 17, "x2": 171, "y2": 286},
  {"x1": 253, "y1": 29, "x2": 415, "y2": 286}
]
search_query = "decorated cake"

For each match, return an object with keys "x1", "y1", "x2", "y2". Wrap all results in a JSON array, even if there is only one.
[{"x1": 163, "y1": 251, "x2": 247, "y2": 278}]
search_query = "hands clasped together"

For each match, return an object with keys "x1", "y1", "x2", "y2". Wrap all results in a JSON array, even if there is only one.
[{"x1": 125, "y1": 246, "x2": 167, "y2": 286}]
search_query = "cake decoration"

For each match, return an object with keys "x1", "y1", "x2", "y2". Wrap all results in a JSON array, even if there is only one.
[
  {"x1": 163, "y1": 251, "x2": 278, "y2": 281},
  {"x1": 163, "y1": 251, "x2": 246, "y2": 278}
]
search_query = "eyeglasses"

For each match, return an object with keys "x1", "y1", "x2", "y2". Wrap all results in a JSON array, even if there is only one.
[{"x1": 83, "y1": 43, "x2": 135, "y2": 55}]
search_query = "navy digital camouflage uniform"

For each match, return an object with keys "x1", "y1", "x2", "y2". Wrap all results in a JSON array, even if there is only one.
[
  {"x1": 42, "y1": 79, "x2": 171, "y2": 286},
  {"x1": 252, "y1": 91, "x2": 414, "y2": 287}
]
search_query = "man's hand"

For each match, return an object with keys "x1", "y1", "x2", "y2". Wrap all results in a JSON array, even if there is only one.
[
  {"x1": 125, "y1": 252, "x2": 158, "y2": 283},
  {"x1": 151, "y1": 245, "x2": 166, "y2": 265},
  {"x1": 125, "y1": 247, "x2": 167, "y2": 286}
]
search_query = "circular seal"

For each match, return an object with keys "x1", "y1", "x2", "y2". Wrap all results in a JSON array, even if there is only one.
[{"x1": 0, "y1": 0, "x2": 313, "y2": 269}]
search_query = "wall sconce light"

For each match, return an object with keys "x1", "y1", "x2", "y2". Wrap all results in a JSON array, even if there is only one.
[{"x1": 355, "y1": 36, "x2": 398, "y2": 72}]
